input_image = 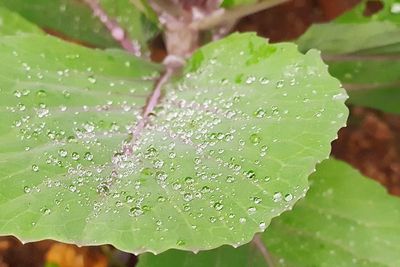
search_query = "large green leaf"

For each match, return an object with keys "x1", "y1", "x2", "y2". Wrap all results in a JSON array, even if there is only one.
[
  {"x1": 138, "y1": 159, "x2": 400, "y2": 266},
  {"x1": 0, "y1": 0, "x2": 158, "y2": 51},
  {"x1": 0, "y1": 6, "x2": 42, "y2": 35},
  {"x1": 0, "y1": 32, "x2": 347, "y2": 254},
  {"x1": 297, "y1": 0, "x2": 400, "y2": 114}
]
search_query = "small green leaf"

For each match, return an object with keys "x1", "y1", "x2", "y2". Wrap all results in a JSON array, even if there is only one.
[
  {"x1": 0, "y1": 6, "x2": 42, "y2": 35},
  {"x1": 138, "y1": 159, "x2": 400, "y2": 267},
  {"x1": 0, "y1": 33, "x2": 347, "y2": 254}
]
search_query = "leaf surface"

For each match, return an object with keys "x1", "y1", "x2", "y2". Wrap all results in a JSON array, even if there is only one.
[
  {"x1": 0, "y1": 33, "x2": 347, "y2": 254},
  {"x1": 138, "y1": 159, "x2": 400, "y2": 266},
  {"x1": 0, "y1": 6, "x2": 42, "y2": 35}
]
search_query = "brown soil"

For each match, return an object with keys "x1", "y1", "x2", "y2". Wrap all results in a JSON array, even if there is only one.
[
  {"x1": 3, "y1": 0, "x2": 400, "y2": 266},
  {"x1": 332, "y1": 107, "x2": 400, "y2": 196}
]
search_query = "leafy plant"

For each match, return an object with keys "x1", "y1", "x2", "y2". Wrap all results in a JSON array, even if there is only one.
[{"x1": 0, "y1": 0, "x2": 398, "y2": 266}]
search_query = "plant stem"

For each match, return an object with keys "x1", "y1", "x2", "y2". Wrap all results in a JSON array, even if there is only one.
[
  {"x1": 191, "y1": 0, "x2": 291, "y2": 30},
  {"x1": 252, "y1": 234, "x2": 275, "y2": 267},
  {"x1": 83, "y1": 0, "x2": 142, "y2": 56}
]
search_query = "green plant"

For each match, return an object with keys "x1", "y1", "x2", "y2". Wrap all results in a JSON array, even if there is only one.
[{"x1": 0, "y1": 0, "x2": 399, "y2": 266}]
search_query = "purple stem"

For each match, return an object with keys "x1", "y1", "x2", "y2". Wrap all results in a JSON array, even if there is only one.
[
  {"x1": 83, "y1": 0, "x2": 142, "y2": 56},
  {"x1": 123, "y1": 69, "x2": 174, "y2": 156}
]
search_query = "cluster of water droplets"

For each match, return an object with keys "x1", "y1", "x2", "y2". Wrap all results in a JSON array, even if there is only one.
[{"x1": 1, "y1": 39, "x2": 347, "y2": 249}]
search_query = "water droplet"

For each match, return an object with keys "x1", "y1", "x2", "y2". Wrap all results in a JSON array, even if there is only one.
[
  {"x1": 250, "y1": 133, "x2": 261, "y2": 145},
  {"x1": 183, "y1": 193, "x2": 193, "y2": 202},
  {"x1": 58, "y1": 149, "x2": 68, "y2": 158},
  {"x1": 252, "y1": 196, "x2": 262, "y2": 204},
  {"x1": 32, "y1": 164, "x2": 39, "y2": 172},
  {"x1": 247, "y1": 207, "x2": 256, "y2": 214},
  {"x1": 126, "y1": 195, "x2": 134, "y2": 203},
  {"x1": 62, "y1": 90, "x2": 71, "y2": 99},
  {"x1": 97, "y1": 183, "x2": 109, "y2": 194},
  {"x1": 129, "y1": 206, "x2": 143, "y2": 217},
  {"x1": 23, "y1": 186, "x2": 31, "y2": 193},
  {"x1": 254, "y1": 108, "x2": 266, "y2": 118},
  {"x1": 72, "y1": 152, "x2": 80, "y2": 161},
  {"x1": 259, "y1": 77, "x2": 270, "y2": 84},
  {"x1": 284, "y1": 193, "x2": 293, "y2": 202},
  {"x1": 41, "y1": 207, "x2": 51, "y2": 215},
  {"x1": 14, "y1": 90, "x2": 22, "y2": 98},
  {"x1": 156, "y1": 171, "x2": 168, "y2": 183},
  {"x1": 246, "y1": 76, "x2": 256, "y2": 84},
  {"x1": 157, "y1": 196, "x2": 166, "y2": 202},
  {"x1": 276, "y1": 80, "x2": 284, "y2": 88},
  {"x1": 88, "y1": 75, "x2": 96, "y2": 84},
  {"x1": 273, "y1": 192, "x2": 282, "y2": 202},
  {"x1": 176, "y1": 239, "x2": 186, "y2": 246},
  {"x1": 84, "y1": 152, "x2": 93, "y2": 161},
  {"x1": 69, "y1": 184, "x2": 77, "y2": 192},
  {"x1": 153, "y1": 159, "x2": 164, "y2": 169},
  {"x1": 185, "y1": 176, "x2": 194, "y2": 184},
  {"x1": 36, "y1": 89, "x2": 47, "y2": 98},
  {"x1": 226, "y1": 175, "x2": 235, "y2": 183},
  {"x1": 332, "y1": 93, "x2": 347, "y2": 100},
  {"x1": 213, "y1": 202, "x2": 224, "y2": 211},
  {"x1": 244, "y1": 170, "x2": 256, "y2": 179},
  {"x1": 201, "y1": 186, "x2": 211, "y2": 193}
]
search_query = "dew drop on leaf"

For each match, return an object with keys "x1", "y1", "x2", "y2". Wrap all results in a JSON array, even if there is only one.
[
  {"x1": 129, "y1": 206, "x2": 143, "y2": 217},
  {"x1": 250, "y1": 133, "x2": 261, "y2": 145},
  {"x1": 184, "y1": 176, "x2": 194, "y2": 184},
  {"x1": 36, "y1": 89, "x2": 47, "y2": 98},
  {"x1": 226, "y1": 175, "x2": 235, "y2": 183},
  {"x1": 284, "y1": 193, "x2": 293, "y2": 202},
  {"x1": 58, "y1": 149, "x2": 68, "y2": 158},
  {"x1": 23, "y1": 186, "x2": 31, "y2": 194},
  {"x1": 273, "y1": 192, "x2": 283, "y2": 202},
  {"x1": 84, "y1": 152, "x2": 93, "y2": 161},
  {"x1": 213, "y1": 202, "x2": 224, "y2": 211},
  {"x1": 71, "y1": 152, "x2": 80, "y2": 161},
  {"x1": 31, "y1": 164, "x2": 39, "y2": 172}
]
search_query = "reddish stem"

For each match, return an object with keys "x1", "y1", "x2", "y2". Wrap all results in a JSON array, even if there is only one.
[{"x1": 83, "y1": 0, "x2": 142, "y2": 56}]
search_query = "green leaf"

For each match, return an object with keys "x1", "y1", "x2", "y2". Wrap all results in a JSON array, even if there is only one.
[
  {"x1": 97, "y1": 0, "x2": 159, "y2": 51},
  {"x1": 0, "y1": 32, "x2": 347, "y2": 254},
  {"x1": 297, "y1": 0, "x2": 400, "y2": 54},
  {"x1": 138, "y1": 159, "x2": 400, "y2": 266},
  {"x1": 0, "y1": 0, "x2": 158, "y2": 51},
  {"x1": 221, "y1": 0, "x2": 258, "y2": 8},
  {"x1": 0, "y1": 6, "x2": 42, "y2": 35},
  {"x1": 297, "y1": 0, "x2": 400, "y2": 114}
]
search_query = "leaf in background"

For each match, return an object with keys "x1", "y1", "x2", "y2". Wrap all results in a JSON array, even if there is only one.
[
  {"x1": 0, "y1": 6, "x2": 43, "y2": 35},
  {"x1": 297, "y1": 0, "x2": 400, "y2": 114},
  {"x1": 98, "y1": 0, "x2": 159, "y2": 53},
  {"x1": 221, "y1": 0, "x2": 258, "y2": 8},
  {"x1": 0, "y1": 0, "x2": 159, "y2": 52},
  {"x1": 138, "y1": 159, "x2": 400, "y2": 267},
  {"x1": 0, "y1": 33, "x2": 347, "y2": 254}
]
